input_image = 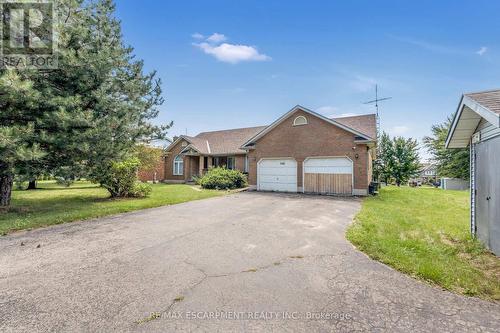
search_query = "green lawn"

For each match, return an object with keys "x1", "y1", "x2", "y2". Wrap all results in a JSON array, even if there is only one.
[
  {"x1": 347, "y1": 186, "x2": 500, "y2": 302},
  {"x1": 0, "y1": 181, "x2": 225, "y2": 235}
]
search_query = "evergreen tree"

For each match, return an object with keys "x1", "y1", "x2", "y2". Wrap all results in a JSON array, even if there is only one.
[
  {"x1": 0, "y1": 0, "x2": 170, "y2": 206},
  {"x1": 423, "y1": 116, "x2": 469, "y2": 180}
]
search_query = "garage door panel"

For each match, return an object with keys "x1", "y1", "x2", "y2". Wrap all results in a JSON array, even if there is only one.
[
  {"x1": 304, "y1": 157, "x2": 352, "y2": 195},
  {"x1": 259, "y1": 182, "x2": 297, "y2": 192},
  {"x1": 258, "y1": 158, "x2": 297, "y2": 192},
  {"x1": 258, "y1": 167, "x2": 296, "y2": 176},
  {"x1": 259, "y1": 159, "x2": 295, "y2": 167},
  {"x1": 304, "y1": 158, "x2": 352, "y2": 168},
  {"x1": 258, "y1": 175, "x2": 297, "y2": 183},
  {"x1": 304, "y1": 166, "x2": 352, "y2": 174}
]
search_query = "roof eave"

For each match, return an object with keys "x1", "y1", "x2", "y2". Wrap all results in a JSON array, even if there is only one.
[
  {"x1": 445, "y1": 95, "x2": 500, "y2": 149},
  {"x1": 165, "y1": 135, "x2": 192, "y2": 152}
]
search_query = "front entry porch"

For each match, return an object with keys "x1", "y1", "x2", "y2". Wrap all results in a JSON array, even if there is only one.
[{"x1": 182, "y1": 155, "x2": 238, "y2": 182}]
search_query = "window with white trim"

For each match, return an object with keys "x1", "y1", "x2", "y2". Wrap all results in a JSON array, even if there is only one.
[
  {"x1": 173, "y1": 155, "x2": 183, "y2": 175},
  {"x1": 227, "y1": 157, "x2": 235, "y2": 170},
  {"x1": 293, "y1": 115, "x2": 308, "y2": 126}
]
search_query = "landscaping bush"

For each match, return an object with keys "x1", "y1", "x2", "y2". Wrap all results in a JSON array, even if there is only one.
[
  {"x1": 129, "y1": 181, "x2": 152, "y2": 198},
  {"x1": 99, "y1": 157, "x2": 152, "y2": 198},
  {"x1": 199, "y1": 167, "x2": 247, "y2": 190}
]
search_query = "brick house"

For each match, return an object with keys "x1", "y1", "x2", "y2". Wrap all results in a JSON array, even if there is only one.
[{"x1": 164, "y1": 105, "x2": 377, "y2": 195}]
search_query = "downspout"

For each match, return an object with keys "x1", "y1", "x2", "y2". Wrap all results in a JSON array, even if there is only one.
[{"x1": 470, "y1": 140, "x2": 476, "y2": 237}]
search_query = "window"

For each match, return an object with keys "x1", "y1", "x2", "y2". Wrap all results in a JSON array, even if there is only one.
[
  {"x1": 212, "y1": 157, "x2": 220, "y2": 167},
  {"x1": 293, "y1": 115, "x2": 308, "y2": 126},
  {"x1": 227, "y1": 157, "x2": 235, "y2": 170},
  {"x1": 203, "y1": 156, "x2": 208, "y2": 169},
  {"x1": 173, "y1": 155, "x2": 183, "y2": 175},
  {"x1": 181, "y1": 141, "x2": 188, "y2": 147},
  {"x1": 244, "y1": 155, "x2": 249, "y2": 173}
]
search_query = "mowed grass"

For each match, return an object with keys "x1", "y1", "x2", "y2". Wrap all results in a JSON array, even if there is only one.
[
  {"x1": 347, "y1": 186, "x2": 500, "y2": 301},
  {"x1": 0, "y1": 181, "x2": 225, "y2": 235}
]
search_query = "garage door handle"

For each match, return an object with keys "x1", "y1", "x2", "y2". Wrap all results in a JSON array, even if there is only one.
[{"x1": 486, "y1": 196, "x2": 491, "y2": 201}]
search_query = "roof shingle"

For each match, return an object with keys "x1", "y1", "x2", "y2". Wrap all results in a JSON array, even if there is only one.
[
  {"x1": 465, "y1": 89, "x2": 500, "y2": 115},
  {"x1": 191, "y1": 126, "x2": 267, "y2": 155},
  {"x1": 332, "y1": 114, "x2": 377, "y2": 139}
]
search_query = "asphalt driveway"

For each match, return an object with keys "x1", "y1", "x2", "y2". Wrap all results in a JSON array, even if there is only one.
[{"x1": 1, "y1": 192, "x2": 499, "y2": 332}]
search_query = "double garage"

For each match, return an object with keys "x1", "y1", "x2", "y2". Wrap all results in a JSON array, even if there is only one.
[{"x1": 257, "y1": 157, "x2": 353, "y2": 195}]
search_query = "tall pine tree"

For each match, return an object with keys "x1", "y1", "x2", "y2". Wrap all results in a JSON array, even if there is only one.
[{"x1": 0, "y1": 0, "x2": 170, "y2": 206}]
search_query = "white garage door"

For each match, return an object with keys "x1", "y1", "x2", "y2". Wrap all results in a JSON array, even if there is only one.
[
  {"x1": 303, "y1": 157, "x2": 353, "y2": 195},
  {"x1": 258, "y1": 158, "x2": 297, "y2": 192}
]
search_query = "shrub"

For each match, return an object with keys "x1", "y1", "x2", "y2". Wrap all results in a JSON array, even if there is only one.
[
  {"x1": 199, "y1": 167, "x2": 247, "y2": 190},
  {"x1": 99, "y1": 157, "x2": 152, "y2": 198},
  {"x1": 55, "y1": 177, "x2": 74, "y2": 187},
  {"x1": 129, "y1": 181, "x2": 152, "y2": 198}
]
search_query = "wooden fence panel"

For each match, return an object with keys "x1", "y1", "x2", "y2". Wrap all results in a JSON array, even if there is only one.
[{"x1": 304, "y1": 173, "x2": 352, "y2": 195}]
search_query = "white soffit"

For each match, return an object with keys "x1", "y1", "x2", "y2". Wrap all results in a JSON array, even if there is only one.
[
  {"x1": 447, "y1": 106, "x2": 481, "y2": 148},
  {"x1": 446, "y1": 95, "x2": 500, "y2": 149}
]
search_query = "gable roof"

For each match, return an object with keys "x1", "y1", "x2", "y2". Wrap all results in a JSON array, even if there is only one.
[
  {"x1": 446, "y1": 89, "x2": 500, "y2": 148},
  {"x1": 166, "y1": 105, "x2": 377, "y2": 156},
  {"x1": 242, "y1": 105, "x2": 376, "y2": 148},
  {"x1": 420, "y1": 163, "x2": 436, "y2": 172},
  {"x1": 166, "y1": 126, "x2": 266, "y2": 155}
]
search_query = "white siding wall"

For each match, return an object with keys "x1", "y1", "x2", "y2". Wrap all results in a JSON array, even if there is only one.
[{"x1": 475, "y1": 118, "x2": 500, "y2": 142}]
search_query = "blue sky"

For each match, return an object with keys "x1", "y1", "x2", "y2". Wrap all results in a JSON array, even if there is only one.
[{"x1": 115, "y1": 0, "x2": 500, "y2": 159}]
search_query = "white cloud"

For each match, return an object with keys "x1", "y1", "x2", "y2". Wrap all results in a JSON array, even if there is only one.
[
  {"x1": 389, "y1": 125, "x2": 410, "y2": 136},
  {"x1": 206, "y1": 33, "x2": 227, "y2": 44},
  {"x1": 476, "y1": 46, "x2": 488, "y2": 56},
  {"x1": 191, "y1": 32, "x2": 204, "y2": 39},
  {"x1": 194, "y1": 42, "x2": 271, "y2": 64},
  {"x1": 192, "y1": 33, "x2": 271, "y2": 64}
]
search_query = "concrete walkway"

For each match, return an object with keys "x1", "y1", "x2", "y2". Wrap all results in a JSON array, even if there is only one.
[{"x1": 1, "y1": 192, "x2": 499, "y2": 332}]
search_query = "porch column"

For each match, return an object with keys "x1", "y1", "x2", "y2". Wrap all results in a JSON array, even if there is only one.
[{"x1": 199, "y1": 155, "x2": 204, "y2": 176}]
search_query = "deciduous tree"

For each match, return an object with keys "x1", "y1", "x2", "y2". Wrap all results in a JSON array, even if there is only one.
[{"x1": 423, "y1": 117, "x2": 469, "y2": 180}]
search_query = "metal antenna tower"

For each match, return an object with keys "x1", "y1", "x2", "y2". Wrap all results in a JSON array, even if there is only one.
[{"x1": 363, "y1": 84, "x2": 392, "y2": 139}]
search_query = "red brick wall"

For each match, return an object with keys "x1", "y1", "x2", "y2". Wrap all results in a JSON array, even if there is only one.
[
  {"x1": 138, "y1": 158, "x2": 165, "y2": 182},
  {"x1": 235, "y1": 155, "x2": 246, "y2": 172},
  {"x1": 165, "y1": 139, "x2": 189, "y2": 181},
  {"x1": 247, "y1": 109, "x2": 371, "y2": 191}
]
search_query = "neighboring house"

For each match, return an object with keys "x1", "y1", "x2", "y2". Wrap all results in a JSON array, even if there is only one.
[
  {"x1": 446, "y1": 89, "x2": 500, "y2": 256},
  {"x1": 164, "y1": 105, "x2": 377, "y2": 195},
  {"x1": 419, "y1": 163, "x2": 438, "y2": 183}
]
